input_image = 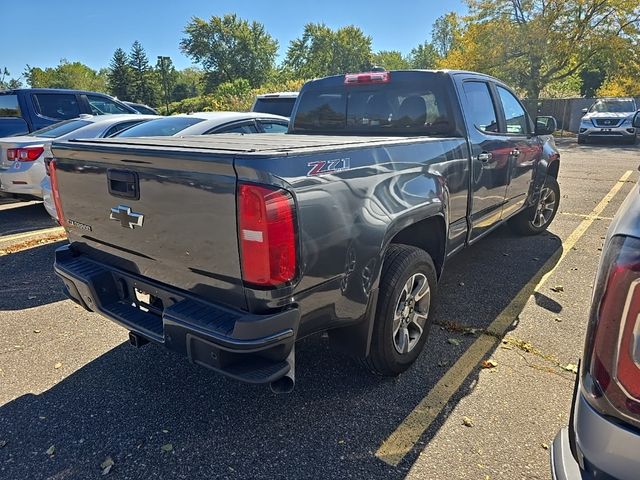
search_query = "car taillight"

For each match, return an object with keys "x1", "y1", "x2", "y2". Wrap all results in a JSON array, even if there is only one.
[
  {"x1": 238, "y1": 183, "x2": 297, "y2": 287},
  {"x1": 344, "y1": 71, "x2": 391, "y2": 85},
  {"x1": 7, "y1": 146, "x2": 44, "y2": 162},
  {"x1": 48, "y1": 159, "x2": 67, "y2": 226},
  {"x1": 583, "y1": 235, "x2": 640, "y2": 423}
]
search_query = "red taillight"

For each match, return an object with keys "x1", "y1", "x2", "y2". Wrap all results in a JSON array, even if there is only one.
[
  {"x1": 7, "y1": 146, "x2": 44, "y2": 162},
  {"x1": 238, "y1": 183, "x2": 296, "y2": 287},
  {"x1": 344, "y1": 71, "x2": 391, "y2": 85},
  {"x1": 48, "y1": 159, "x2": 66, "y2": 226},
  {"x1": 585, "y1": 236, "x2": 640, "y2": 421}
]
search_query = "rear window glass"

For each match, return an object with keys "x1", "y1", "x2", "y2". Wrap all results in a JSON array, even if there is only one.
[
  {"x1": 0, "y1": 95, "x2": 21, "y2": 117},
  {"x1": 115, "y1": 117, "x2": 205, "y2": 137},
  {"x1": 292, "y1": 74, "x2": 454, "y2": 135},
  {"x1": 33, "y1": 93, "x2": 81, "y2": 120},
  {"x1": 28, "y1": 119, "x2": 91, "y2": 138},
  {"x1": 252, "y1": 98, "x2": 297, "y2": 117},
  {"x1": 588, "y1": 100, "x2": 637, "y2": 113}
]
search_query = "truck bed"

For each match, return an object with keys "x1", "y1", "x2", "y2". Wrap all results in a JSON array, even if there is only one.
[{"x1": 66, "y1": 133, "x2": 435, "y2": 156}]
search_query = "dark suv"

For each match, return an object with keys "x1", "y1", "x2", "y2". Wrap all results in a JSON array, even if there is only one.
[{"x1": 0, "y1": 88, "x2": 138, "y2": 138}]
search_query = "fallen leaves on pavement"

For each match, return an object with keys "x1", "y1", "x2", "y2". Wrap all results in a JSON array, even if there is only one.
[
  {"x1": 46, "y1": 445, "x2": 56, "y2": 456},
  {"x1": 161, "y1": 443, "x2": 173, "y2": 453},
  {"x1": 101, "y1": 456, "x2": 114, "y2": 475},
  {"x1": 0, "y1": 231, "x2": 67, "y2": 256},
  {"x1": 447, "y1": 338, "x2": 461, "y2": 346},
  {"x1": 462, "y1": 416, "x2": 474, "y2": 427},
  {"x1": 481, "y1": 359, "x2": 497, "y2": 369}
]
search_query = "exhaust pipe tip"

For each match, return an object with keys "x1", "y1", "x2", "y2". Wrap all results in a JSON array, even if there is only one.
[{"x1": 269, "y1": 374, "x2": 295, "y2": 394}]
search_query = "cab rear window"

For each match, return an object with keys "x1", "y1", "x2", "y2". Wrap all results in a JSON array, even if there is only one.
[
  {"x1": 0, "y1": 94, "x2": 21, "y2": 117},
  {"x1": 292, "y1": 72, "x2": 455, "y2": 136}
]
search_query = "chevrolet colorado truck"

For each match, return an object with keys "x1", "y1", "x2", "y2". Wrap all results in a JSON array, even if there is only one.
[{"x1": 50, "y1": 70, "x2": 560, "y2": 392}]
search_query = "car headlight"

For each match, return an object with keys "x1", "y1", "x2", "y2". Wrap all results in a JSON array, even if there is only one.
[{"x1": 580, "y1": 118, "x2": 591, "y2": 126}]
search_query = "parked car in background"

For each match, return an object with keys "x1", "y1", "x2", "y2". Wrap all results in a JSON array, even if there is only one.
[
  {"x1": 0, "y1": 88, "x2": 139, "y2": 138},
  {"x1": 41, "y1": 112, "x2": 286, "y2": 220},
  {"x1": 578, "y1": 97, "x2": 638, "y2": 145},
  {"x1": 114, "y1": 111, "x2": 289, "y2": 137},
  {"x1": 551, "y1": 112, "x2": 640, "y2": 480},
  {"x1": 0, "y1": 114, "x2": 157, "y2": 203},
  {"x1": 123, "y1": 101, "x2": 160, "y2": 115},
  {"x1": 251, "y1": 92, "x2": 299, "y2": 118}
]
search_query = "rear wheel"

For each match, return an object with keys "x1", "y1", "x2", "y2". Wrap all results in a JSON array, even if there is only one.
[
  {"x1": 509, "y1": 176, "x2": 560, "y2": 236},
  {"x1": 364, "y1": 244, "x2": 437, "y2": 376}
]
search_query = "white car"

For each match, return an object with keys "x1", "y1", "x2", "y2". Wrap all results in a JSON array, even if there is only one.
[
  {"x1": 578, "y1": 98, "x2": 638, "y2": 145},
  {"x1": 42, "y1": 112, "x2": 290, "y2": 221},
  {"x1": 114, "y1": 111, "x2": 289, "y2": 138},
  {"x1": 0, "y1": 114, "x2": 158, "y2": 201}
]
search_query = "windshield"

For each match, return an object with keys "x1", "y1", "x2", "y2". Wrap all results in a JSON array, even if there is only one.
[
  {"x1": 589, "y1": 100, "x2": 637, "y2": 114},
  {"x1": 27, "y1": 119, "x2": 92, "y2": 138},
  {"x1": 115, "y1": 116, "x2": 204, "y2": 137},
  {"x1": 292, "y1": 72, "x2": 455, "y2": 135}
]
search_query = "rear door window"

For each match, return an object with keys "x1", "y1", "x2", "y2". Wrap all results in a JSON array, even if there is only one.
[
  {"x1": 496, "y1": 86, "x2": 530, "y2": 134},
  {"x1": 0, "y1": 95, "x2": 21, "y2": 117},
  {"x1": 252, "y1": 97, "x2": 297, "y2": 117},
  {"x1": 87, "y1": 95, "x2": 131, "y2": 115},
  {"x1": 213, "y1": 123, "x2": 259, "y2": 134},
  {"x1": 33, "y1": 93, "x2": 81, "y2": 120},
  {"x1": 461, "y1": 81, "x2": 499, "y2": 133},
  {"x1": 259, "y1": 121, "x2": 288, "y2": 133}
]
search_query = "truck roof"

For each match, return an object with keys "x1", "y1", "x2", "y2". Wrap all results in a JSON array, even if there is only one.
[{"x1": 62, "y1": 133, "x2": 441, "y2": 157}]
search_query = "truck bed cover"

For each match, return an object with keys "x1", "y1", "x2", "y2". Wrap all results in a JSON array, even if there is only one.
[{"x1": 63, "y1": 133, "x2": 439, "y2": 156}]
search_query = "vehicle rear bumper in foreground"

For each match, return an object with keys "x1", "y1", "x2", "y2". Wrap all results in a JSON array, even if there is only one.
[{"x1": 54, "y1": 244, "x2": 300, "y2": 385}]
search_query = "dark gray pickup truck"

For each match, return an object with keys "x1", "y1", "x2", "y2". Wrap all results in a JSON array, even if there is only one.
[{"x1": 50, "y1": 70, "x2": 560, "y2": 392}]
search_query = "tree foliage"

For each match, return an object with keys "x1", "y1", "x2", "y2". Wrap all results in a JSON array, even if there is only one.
[
  {"x1": 409, "y1": 42, "x2": 439, "y2": 69},
  {"x1": 431, "y1": 13, "x2": 461, "y2": 57},
  {"x1": 284, "y1": 23, "x2": 372, "y2": 78},
  {"x1": 107, "y1": 48, "x2": 131, "y2": 100},
  {"x1": 0, "y1": 67, "x2": 22, "y2": 89},
  {"x1": 24, "y1": 60, "x2": 106, "y2": 91},
  {"x1": 439, "y1": 0, "x2": 640, "y2": 98},
  {"x1": 371, "y1": 50, "x2": 411, "y2": 70},
  {"x1": 128, "y1": 41, "x2": 158, "y2": 105},
  {"x1": 180, "y1": 14, "x2": 278, "y2": 91}
]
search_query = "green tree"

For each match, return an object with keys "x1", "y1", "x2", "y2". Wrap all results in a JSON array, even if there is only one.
[
  {"x1": 371, "y1": 50, "x2": 410, "y2": 70},
  {"x1": 128, "y1": 41, "x2": 158, "y2": 105},
  {"x1": 284, "y1": 23, "x2": 372, "y2": 78},
  {"x1": 156, "y1": 56, "x2": 177, "y2": 113},
  {"x1": 443, "y1": 0, "x2": 640, "y2": 98},
  {"x1": 24, "y1": 60, "x2": 106, "y2": 91},
  {"x1": 431, "y1": 13, "x2": 461, "y2": 57},
  {"x1": 172, "y1": 67, "x2": 204, "y2": 101},
  {"x1": 180, "y1": 14, "x2": 278, "y2": 91},
  {"x1": 107, "y1": 48, "x2": 131, "y2": 100},
  {"x1": 409, "y1": 42, "x2": 439, "y2": 69},
  {"x1": 0, "y1": 67, "x2": 22, "y2": 89}
]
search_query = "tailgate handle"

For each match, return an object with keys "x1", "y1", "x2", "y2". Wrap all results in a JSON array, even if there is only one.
[{"x1": 107, "y1": 169, "x2": 140, "y2": 200}]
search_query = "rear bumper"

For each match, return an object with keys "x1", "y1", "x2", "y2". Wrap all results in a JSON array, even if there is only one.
[
  {"x1": 0, "y1": 160, "x2": 45, "y2": 198},
  {"x1": 54, "y1": 244, "x2": 300, "y2": 384}
]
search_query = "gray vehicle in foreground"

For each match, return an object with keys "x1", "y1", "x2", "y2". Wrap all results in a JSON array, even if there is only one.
[
  {"x1": 49, "y1": 70, "x2": 560, "y2": 392},
  {"x1": 578, "y1": 97, "x2": 638, "y2": 145},
  {"x1": 551, "y1": 112, "x2": 640, "y2": 480}
]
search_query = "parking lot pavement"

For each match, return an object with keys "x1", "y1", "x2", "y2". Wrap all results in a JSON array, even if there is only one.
[
  {"x1": 0, "y1": 200, "x2": 57, "y2": 237},
  {"x1": 0, "y1": 138, "x2": 637, "y2": 480}
]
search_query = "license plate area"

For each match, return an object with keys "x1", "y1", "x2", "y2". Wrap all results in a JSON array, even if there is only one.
[{"x1": 600, "y1": 128, "x2": 613, "y2": 132}]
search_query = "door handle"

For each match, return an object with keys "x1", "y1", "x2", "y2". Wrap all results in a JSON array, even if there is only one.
[
  {"x1": 477, "y1": 152, "x2": 493, "y2": 163},
  {"x1": 510, "y1": 149, "x2": 521, "y2": 157}
]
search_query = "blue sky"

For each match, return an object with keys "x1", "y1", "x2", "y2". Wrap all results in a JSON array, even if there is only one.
[{"x1": 1, "y1": 0, "x2": 466, "y2": 80}]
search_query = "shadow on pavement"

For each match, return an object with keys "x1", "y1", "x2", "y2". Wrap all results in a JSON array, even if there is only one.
[
  {"x1": 0, "y1": 241, "x2": 67, "y2": 310},
  {"x1": 0, "y1": 226, "x2": 562, "y2": 479},
  {"x1": 0, "y1": 201, "x2": 56, "y2": 237}
]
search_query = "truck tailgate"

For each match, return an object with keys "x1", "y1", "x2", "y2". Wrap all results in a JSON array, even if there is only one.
[{"x1": 51, "y1": 139, "x2": 246, "y2": 309}]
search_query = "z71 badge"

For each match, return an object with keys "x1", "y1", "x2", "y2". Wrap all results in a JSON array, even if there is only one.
[{"x1": 307, "y1": 157, "x2": 350, "y2": 176}]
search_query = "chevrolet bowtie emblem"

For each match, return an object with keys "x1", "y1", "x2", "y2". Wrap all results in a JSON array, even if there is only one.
[{"x1": 110, "y1": 205, "x2": 144, "y2": 229}]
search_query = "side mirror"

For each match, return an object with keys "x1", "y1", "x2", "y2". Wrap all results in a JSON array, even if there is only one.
[
  {"x1": 535, "y1": 116, "x2": 557, "y2": 135},
  {"x1": 633, "y1": 111, "x2": 640, "y2": 128},
  {"x1": 581, "y1": 108, "x2": 588, "y2": 115}
]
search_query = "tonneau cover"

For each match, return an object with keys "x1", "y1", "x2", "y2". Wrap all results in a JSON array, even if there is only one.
[{"x1": 62, "y1": 133, "x2": 430, "y2": 156}]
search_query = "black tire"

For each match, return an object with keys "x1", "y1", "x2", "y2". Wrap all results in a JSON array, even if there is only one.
[
  {"x1": 509, "y1": 176, "x2": 560, "y2": 236},
  {"x1": 364, "y1": 244, "x2": 437, "y2": 376},
  {"x1": 577, "y1": 135, "x2": 587, "y2": 145}
]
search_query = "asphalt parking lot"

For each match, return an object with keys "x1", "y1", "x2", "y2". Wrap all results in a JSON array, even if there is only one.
[{"x1": 0, "y1": 137, "x2": 638, "y2": 480}]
